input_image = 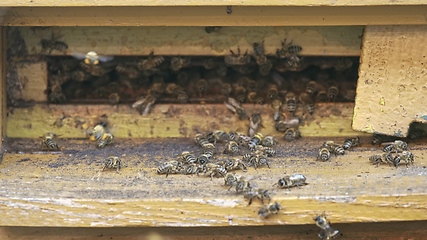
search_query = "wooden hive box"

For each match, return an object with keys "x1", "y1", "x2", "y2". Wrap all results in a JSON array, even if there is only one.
[{"x1": 0, "y1": 1, "x2": 427, "y2": 239}]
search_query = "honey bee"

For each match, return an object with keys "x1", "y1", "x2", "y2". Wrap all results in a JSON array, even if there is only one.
[
  {"x1": 223, "y1": 141, "x2": 240, "y2": 156},
  {"x1": 224, "y1": 97, "x2": 248, "y2": 120},
  {"x1": 266, "y1": 84, "x2": 279, "y2": 101},
  {"x1": 72, "y1": 51, "x2": 114, "y2": 65},
  {"x1": 244, "y1": 188, "x2": 271, "y2": 205},
  {"x1": 40, "y1": 132, "x2": 60, "y2": 151},
  {"x1": 382, "y1": 140, "x2": 408, "y2": 153},
  {"x1": 258, "y1": 60, "x2": 273, "y2": 76},
  {"x1": 224, "y1": 173, "x2": 238, "y2": 190},
  {"x1": 306, "y1": 81, "x2": 318, "y2": 96},
  {"x1": 327, "y1": 85, "x2": 339, "y2": 102},
  {"x1": 203, "y1": 143, "x2": 216, "y2": 158},
  {"x1": 284, "y1": 127, "x2": 301, "y2": 141},
  {"x1": 177, "y1": 91, "x2": 189, "y2": 103},
  {"x1": 316, "y1": 91, "x2": 328, "y2": 103},
  {"x1": 276, "y1": 38, "x2": 302, "y2": 58},
  {"x1": 137, "y1": 51, "x2": 165, "y2": 71},
  {"x1": 368, "y1": 153, "x2": 392, "y2": 166},
  {"x1": 258, "y1": 202, "x2": 281, "y2": 218},
  {"x1": 195, "y1": 78, "x2": 208, "y2": 98},
  {"x1": 261, "y1": 136, "x2": 277, "y2": 147},
  {"x1": 116, "y1": 64, "x2": 140, "y2": 79},
  {"x1": 40, "y1": 33, "x2": 68, "y2": 54},
  {"x1": 324, "y1": 141, "x2": 345, "y2": 155},
  {"x1": 205, "y1": 26, "x2": 222, "y2": 34},
  {"x1": 102, "y1": 156, "x2": 123, "y2": 172},
  {"x1": 314, "y1": 213, "x2": 340, "y2": 240},
  {"x1": 195, "y1": 133, "x2": 210, "y2": 148},
  {"x1": 224, "y1": 47, "x2": 251, "y2": 65},
  {"x1": 97, "y1": 133, "x2": 114, "y2": 148},
  {"x1": 223, "y1": 158, "x2": 248, "y2": 172},
  {"x1": 342, "y1": 136, "x2": 360, "y2": 150},
  {"x1": 253, "y1": 41, "x2": 268, "y2": 65},
  {"x1": 233, "y1": 85, "x2": 247, "y2": 103},
  {"x1": 276, "y1": 174, "x2": 307, "y2": 189},
  {"x1": 235, "y1": 176, "x2": 252, "y2": 193},
  {"x1": 226, "y1": 6, "x2": 233, "y2": 14},
  {"x1": 204, "y1": 163, "x2": 227, "y2": 180},
  {"x1": 206, "y1": 130, "x2": 228, "y2": 144},
  {"x1": 183, "y1": 163, "x2": 203, "y2": 175},
  {"x1": 256, "y1": 145, "x2": 276, "y2": 157},
  {"x1": 221, "y1": 82, "x2": 232, "y2": 96},
  {"x1": 157, "y1": 160, "x2": 183, "y2": 177},
  {"x1": 285, "y1": 91, "x2": 297, "y2": 113},
  {"x1": 179, "y1": 151, "x2": 197, "y2": 164},
  {"x1": 393, "y1": 150, "x2": 414, "y2": 167},
  {"x1": 197, "y1": 154, "x2": 210, "y2": 165},
  {"x1": 132, "y1": 94, "x2": 156, "y2": 116},
  {"x1": 91, "y1": 124, "x2": 105, "y2": 141},
  {"x1": 248, "y1": 153, "x2": 270, "y2": 169},
  {"x1": 408, "y1": 129, "x2": 427, "y2": 139},
  {"x1": 247, "y1": 91, "x2": 258, "y2": 104},
  {"x1": 299, "y1": 92, "x2": 315, "y2": 115},
  {"x1": 107, "y1": 93, "x2": 120, "y2": 105},
  {"x1": 275, "y1": 117, "x2": 301, "y2": 132},
  {"x1": 170, "y1": 56, "x2": 191, "y2": 72},
  {"x1": 317, "y1": 147, "x2": 331, "y2": 161},
  {"x1": 248, "y1": 113, "x2": 263, "y2": 137},
  {"x1": 248, "y1": 132, "x2": 263, "y2": 150}
]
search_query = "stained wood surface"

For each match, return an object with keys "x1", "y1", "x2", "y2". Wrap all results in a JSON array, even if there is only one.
[
  {"x1": 353, "y1": 25, "x2": 427, "y2": 137},
  {"x1": 0, "y1": 137, "x2": 426, "y2": 227},
  {"x1": 1, "y1": 6, "x2": 427, "y2": 27},
  {"x1": 18, "y1": 26, "x2": 363, "y2": 56},
  {"x1": 6, "y1": 103, "x2": 367, "y2": 138},
  {"x1": 1, "y1": 27, "x2": 5, "y2": 149}
]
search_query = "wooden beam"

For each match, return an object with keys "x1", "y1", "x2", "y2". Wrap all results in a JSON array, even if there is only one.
[
  {"x1": 353, "y1": 25, "x2": 427, "y2": 137},
  {"x1": 0, "y1": 27, "x2": 5, "y2": 151},
  {"x1": 0, "y1": 6, "x2": 426, "y2": 27}
]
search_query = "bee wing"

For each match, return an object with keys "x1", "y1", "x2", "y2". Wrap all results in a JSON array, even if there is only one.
[
  {"x1": 70, "y1": 53, "x2": 86, "y2": 60},
  {"x1": 227, "y1": 97, "x2": 241, "y2": 108},
  {"x1": 224, "y1": 102, "x2": 237, "y2": 113},
  {"x1": 380, "y1": 141, "x2": 395, "y2": 146},
  {"x1": 98, "y1": 55, "x2": 114, "y2": 62}
]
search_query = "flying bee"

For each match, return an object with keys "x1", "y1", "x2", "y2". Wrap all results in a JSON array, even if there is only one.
[
  {"x1": 224, "y1": 47, "x2": 251, "y2": 65},
  {"x1": 40, "y1": 132, "x2": 60, "y2": 151},
  {"x1": 102, "y1": 156, "x2": 123, "y2": 172},
  {"x1": 205, "y1": 26, "x2": 222, "y2": 33},
  {"x1": 248, "y1": 113, "x2": 263, "y2": 137},
  {"x1": 276, "y1": 174, "x2": 307, "y2": 189},
  {"x1": 261, "y1": 136, "x2": 277, "y2": 147},
  {"x1": 393, "y1": 151, "x2": 415, "y2": 167},
  {"x1": 327, "y1": 85, "x2": 339, "y2": 102},
  {"x1": 224, "y1": 97, "x2": 248, "y2": 120},
  {"x1": 324, "y1": 141, "x2": 345, "y2": 155},
  {"x1": 248, "y1": 132, "x2": 263, "y2": 151},
  {"x1": 235, "y1": 176, "x2": 252, "y2": 193},
  {"x1": 223, "y1": 141, "x2": 240, "y2": 156},
  {"x1": 314, "y1": 213, "x2": 340, "y2": 240},
  {"x1": 91, "y1": 124, "x2": 105, "y2": 141},
  {"x1": 40, "y1": 33, "x2": 68, "y2": 54},
  {"x1": 223, "y1": 158, "x2": 248, "y2": 172},
  {"x1": 179, "y1": 151, "x2": 197, "y2": 164},
  {"x1": 224, "y1": 173, "x2": 238, "y2": 190},
  {"x1": 157, "y1": 160, "x2": 183, "y2": 177},
  {"x1": 72, "y1": 51, "x2": 114, "y2": 65},
  {"x1": 195, "y1": 78, "x2": 208, "y2": 98},
  {"x1": 132, "y1": 94, "x2": 156, "y2": 116},
  {"x1": 204, "y1": 163, "x2": 227, "y2": 180},
  {"x1": 342, "y1": 136, "x2": 360, "y2": 150},
  {"x1": 115, "y1": 64, "x2": 140, "y2": 79},
  {"x1": 316, "y1": 91, "x2": 328, "y2": 103},
  {"x1": 285, "y1": 91, "x2": 297, "y2": 113},
  {"x1": 97, "y1": 133, "x2": 114, "y2": 148},
  {"x1": 299, "y1": 92, "x2": 315, "y2": 115},
  {"x1": 317, "y1": 147, "x2": 331, "y2": 161},
  {"x1": 137, "y1": 51, "x2": 165, "y2": 71},
  {"x1": 382, "y1": 140, "x2": 408, "y2": 153},
  {"x1": 244, "y1": 188, "x2": 271, "y2": 205},
  {"x1": 284, "y1": 127, "x2": 301, "y2": 141},
  {"x1": 258, "y1": 202, "x2": 281, "y2": 218},
  {"x1": 170, "y1": 56, "x2": 191, "y2": 72},
  {"x1": 306, "y1": 81, "x2": 318, "y2": 96}
]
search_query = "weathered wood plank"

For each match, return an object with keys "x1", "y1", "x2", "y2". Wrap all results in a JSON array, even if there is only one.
[
  {"x1": 15, "y1": 62, "x2": 48, "y2": 102},
  {"x1": 0, "y1": 138, "x2": 426, "y2": 227},
  {"x1": 353, "y1": 25, "x2": 427, "y2": 137},
  {"x1": 0, "y1": 27, "x2": 5, "y2": 150},
  {"x1": 18, "y1": 26, "x2": 363, "y2": 56},
  {"x1": 1, "y1": 6, "x2": 427, "y2": 27},
  {"x1": 5, "y1": 103, "x2": 368, "y2": 138}
]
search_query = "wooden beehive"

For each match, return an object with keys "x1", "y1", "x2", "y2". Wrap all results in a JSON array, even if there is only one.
[{"x1": 0, "y1": 1, "x2": 427, "y2": 239}]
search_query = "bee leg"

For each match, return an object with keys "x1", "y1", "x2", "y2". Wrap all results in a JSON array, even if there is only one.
[{"x1": 248, "y1": 197, "x2": 253, "y2": 206}]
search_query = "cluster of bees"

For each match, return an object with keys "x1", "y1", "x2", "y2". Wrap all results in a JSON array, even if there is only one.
[
  {"x1": 369, "y1": 140, "x2": 414, "y2": 167},
  {"x1": 317, "y1": 137, "x2": 360, "y2": 161}
]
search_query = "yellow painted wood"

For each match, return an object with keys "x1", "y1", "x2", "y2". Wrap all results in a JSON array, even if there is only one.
[
  {"x1": 0, "y1": 140, "x2": 426, "y2": 227},
  {"x1": 1, "y1": 6, "x2": 427, "y2": 26},
  {"x1": 5, "y1": 103, "x2": 368, "y2": 138},
  {"x1": 18, "y1": 26, "x2": 363, "y2": 56},
  {"x1": 353, "y1": 25, "x2": 427, "y2": 137}
]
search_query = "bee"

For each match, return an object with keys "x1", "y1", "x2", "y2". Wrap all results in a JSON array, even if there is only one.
[
  {"x1": 258, "y1": 202, "x2": 281, "y2": 218},
  {"x1": 132, "y1": 94, "x2": 156, "y2": 116},
  {"x1": 40, "y1": 132, "x2": 60, "y2": 151},
  {"x1": 256, "y1": 145, "x2": 276, "y2": 157},
  {"x1": 226, "y1": 5, "x2": 232, "y2": 14},
  {"x1": 253, "y1": 41, "x2": 268, "y2": 65},
  {"x1": 316, "y1": 91, "x2": 328, "y2": 103},
  {"x1": 342, "y1": 136, "x2": 360, "y2": 150},
  {"x1": 233, "y1": 85, "x2": 247, "y2": 103},
  {"x1": 206, "y1": 130, "x2": 228, "y2": 144},
  {"x1": 224, "y1": 97, "x2": 248, "y2": 120},
  {"x1": 314, "y1": 213, "x2": 340, "y2": 240},
  {"x1": 248, "y1": 153, "x2": 270, "y2": 169},
  {"x1": 197, "y1": 154, "x2": 210, "y2": 165},
  {"x1": 72, "y1": 51, "x2": 114, "y2": 65},
  {"x1": 223, "y1": 158, "x2": 248, "y2": 172},
  {"x1": 317, "y1": 147, "x2": 331, "y2": 161},
  {"x1": 108, "y1": 93, "x2": 120, "y2": 105},
  {"x1": 276, "y1": 174, "x2": 307, "y2": 189},
  {"x1": 97, "y1": 133, "x2": 114, "y2": 148},
  {"x1": 371, "y1": 133, "x2": 396, "y2": 145},
  {"x1": 203, "y1": 143, "x2": 216, "y2": 158},
  {"x1": 393, "y1": 151, "x2": 415, "y2": 167},
  {"x1": 223, "y1": 141, "x2": 240, "y2": 156},
  {"x1": 275, "y1": 117, "x2": 300, "y2": 132},
  {"x1": 224, "y1": 173, "x2": 238, "y2": 190},
  {"x1": 276, "y1": 38, "x2": 302, "y2": 59},
  {"x1": 91, "y1": 124, "x2": 105, "y2": 141},
  {"x1": 195, "y1": 78, "x2": 208, "y2": 98},
  {"x1": 179, "y1": 151, "x2": 197, "y2": 164},
  {"x1": 382, "y1": 140, "x2": 408, "y2": 153},
  {"x1": 299, "y1": 92, "x2": 315, "y2": 115},
  {"x1": 102, "y1": 156, "x2": 123, "y2": 172},
  {"x1": 204, "y1": 163, "x2": 227, "y2": 180},
  {"x1": 40, "y1": 33, "x2": 68, "y2": 54},
  {"x1": 177, "y1": 91, "x2": 189, "y2": 103},
  {"x1": 157, "y1": 160, "x2": 183, "y2": 177},
  {"x1": 170, "y1": 56, "x2": 191, "y2": 72},
  {"x1": 244, "y1": 188, "x2": 271, "y2": 205},
  {"x1": 369, "y1": 153, "x2": 392, "y2": 166},
  {"x1": 324, "y1": 141, "x2": 345, "y2": 155},
  {"x1": 224, "y1": 47, "x2": 251, "y2": 65},
  {"x1": 259, "y1": 60, "x2": 273, "y2": 76},
  {"x1": 266, "y1": 84, "x2": 279, "y2": 101},
  {"x1": 235, "y1": 176, "x2": 252, "y2": 193},
  {"x1": 327, "y1": 85, "x2": 339, "y2": 102},
  {"x1": 408, "y1": 129, "x2": 427, "y2": 139},
  {"x1": 284, "y1": 127, "x2": 301, "y2": 141},
  {"x1": 205, "y1": 26, "x2": 222, "y2": 33},
  {"x1": 248, "y1": 113, "x2": 263, "y2": 137},
  {"x1": 261, "y1": 136, "x2": 277, "y2": 147},
  {"x1": 306, "y1": 81, "x2": 318, "y2": 96},
  {"x1": 195, "y1": 133, "x2": 210, "y2": 148},
  {"x1": 183, "y1": 163, "x2": 203, "y2": 175},
  {"x1": 137, "y1": 51, "x2": 165, "y2": 71},
  {"x1": 285, "y1": 91, "x2": 297, "y2": 113},
  {"x1": 115, "y1": 64, "x2": 140, "y2": 79},
  {"x1": 248, "y1": 133, "x2": 263, "y2": 150}
]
